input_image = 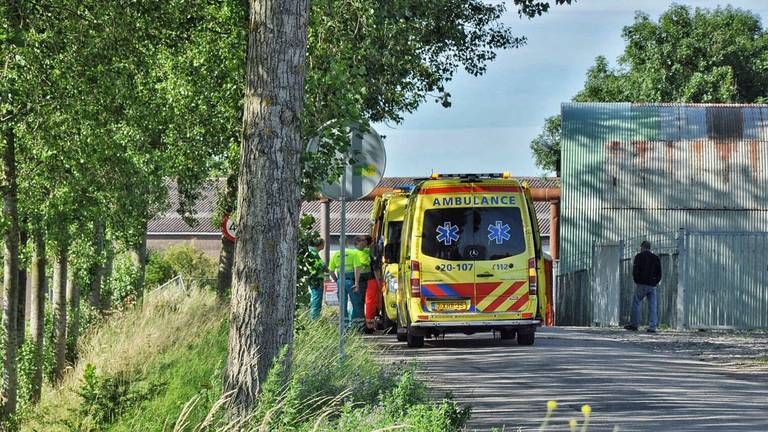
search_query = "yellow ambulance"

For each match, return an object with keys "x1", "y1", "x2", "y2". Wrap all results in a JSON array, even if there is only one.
[
  {"x1": 396, "y1": 173, "x2": 547, "y2": 347},
  {"x1": 370, "y1": 189, "x2": 411, "y2": 330}
]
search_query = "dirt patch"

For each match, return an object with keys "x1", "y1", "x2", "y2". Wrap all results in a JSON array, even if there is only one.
[{"x1": 565, "y1": 326, "x2": 768, "y2": 371}]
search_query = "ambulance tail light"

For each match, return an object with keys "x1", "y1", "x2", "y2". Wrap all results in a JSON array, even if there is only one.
[
  {"x1": 410, "y1": 260, "x2": 421, "y2": 297},
  {"x1": 528, "y1": 258, "x2": 538, "y2": 295}
]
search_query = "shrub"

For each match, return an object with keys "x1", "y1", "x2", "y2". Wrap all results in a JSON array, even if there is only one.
[
  {"x1": 296, "y1": 214, "x2": 322, "y2": 309},
  {"x1": 103, "y1": 254, "x2": 140, "y2": 306},
  {"x1": 17, "y1": 302, "x2": 57, "y2": 410},
  {"x1": 77, "y1": 364, "x2": 164, "y2": 430},
  {"x1": 330, "y1": 374, "x2": 471, "y2": 432},
  {"x1": 144, "y1": 249, "x2": 174, "y2": 288},
  {"x1": 145, "y1": 244, "x2": 216, "y2": 290}
]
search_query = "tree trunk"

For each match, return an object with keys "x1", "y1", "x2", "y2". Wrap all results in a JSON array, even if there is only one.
[
  {"x1": 130, "y1": 222, "x2": 147, "y2": 303},
  {"x1": 53, "y1": 245, "x2": 68, "y2": 380},
  {"x1": 17, "y1": 228, "x2": 28, "y2": 346},
  {"x1": 29, "y1": 231, "x2": 45, "y2": 403},
  {"x1": 224, "y1": 0, "x2": 309, "y2": 414},
  {"x1": 1, "y1": 127, "x2": 20, "y2": 419},
  {"x1": 216, "y1": 173, "x2": 238, "y2": 301},
  {"x1": 103, "y1": 241, "x2": 115, "y2": 309},
  {"x1": 88, "y1": 221, "x2": 105, "y2": 309},
  {"x1": 217, "y1": 237, "x2": 235, "y2": 301},
  {"x1": 66, "y1": 268, "x2": 80, "y2": 362}
]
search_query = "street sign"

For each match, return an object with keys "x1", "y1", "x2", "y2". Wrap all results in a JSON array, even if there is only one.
[
  {"x1": 221, "y1": 215, "x2": 237, "y2": 241},
  {"x1": 318, "y1": 126, "x2": 386, "y2": 201},
  {"x1": 323, "y1": 279, "x2": 339, "y2": 306},
  {"x1": 308, "y1": 124, "x2": 386, "y2": 360}
]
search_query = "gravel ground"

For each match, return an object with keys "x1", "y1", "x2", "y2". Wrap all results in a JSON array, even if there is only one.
[
  {"x1": 563, "y1": 326, "x2": 768, "y2": 371},
  {"x1": 376, "y1": 328, "x2": 768, "y2": 431}
]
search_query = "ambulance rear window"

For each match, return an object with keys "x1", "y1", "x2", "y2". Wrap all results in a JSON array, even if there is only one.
[
  {"x1": 386, "y1": 221, "x2": 403, "y2": 259},
  {"x1": 421, "y1": 207, "x2": 525, "y2": 260},
  {"x1": 477, "y1": 207, "x2": 526, "y2": 259}
]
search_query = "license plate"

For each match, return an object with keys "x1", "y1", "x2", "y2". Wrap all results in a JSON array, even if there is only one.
[{"x1": 433, "y1": 302, "x2": 468, "y2": 312}]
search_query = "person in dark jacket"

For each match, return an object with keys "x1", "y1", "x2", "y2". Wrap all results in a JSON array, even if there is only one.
[{"x1": 625, "y1": 240, "x2": 662, "y2": 333}]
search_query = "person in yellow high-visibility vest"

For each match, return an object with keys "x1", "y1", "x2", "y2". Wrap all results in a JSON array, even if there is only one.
[{"x1": 328, "y1": 241, "x2": 362, "y2": 327}]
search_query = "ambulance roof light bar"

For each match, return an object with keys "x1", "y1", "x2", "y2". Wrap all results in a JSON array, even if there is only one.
[{"x1": 417, "y1": 172, "x2": 513, "y2": 181}]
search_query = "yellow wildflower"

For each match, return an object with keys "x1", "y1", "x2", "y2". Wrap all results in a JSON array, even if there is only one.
[
  {"x1": 547, "y1": 400, "x2": 558, "y2": 411},
  {"x1": 569, "y1": 419, "x2": 578, "y2": 429},
  {"x1": 582, "y1": 404, "x2": 592, "y2": 417}
]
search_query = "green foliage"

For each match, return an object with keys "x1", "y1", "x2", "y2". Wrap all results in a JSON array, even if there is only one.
[
  {"x1": 78, "y1": 364, "x2": 124, "y2": 427},
  {"x1": 103, "y1": 254, "x2": 140, "y2": 308},
  {"x1": 162, "y1": 244, "x2": 216, "y2": 280},
  {"x1": 144, "y1": 250, "x2": 174, "y2": 289},
  {"x1": 319, "y1": 373, "x2": 470, "y2": 432},
  {"x1": 529, "y1": 115, "x2": 561, "y2": 174},
  {"x1": 77, "y1": 363, "x2": 165, "y2": 430},
  {"x1": 17, "y1": 329, "x2": 52, "y2": 411},
  {"x1": 299, "y1": 0, "x2": 571, "y2": 196},
  {"x1": 296, "y1": 215, "x2": 323, "y2": 310},
  {"x1": 145, "y1": 244, "x2": 216, "y2": 290},
  {"x1": 216, "y1": 314, "x2": 468, "y2": 431},
  {"x1": 17, "y1": 299, "x2": 101, "y2": 414},
  {"x1": 575, "y1": 4, "x2": 768, "y2": 103}
]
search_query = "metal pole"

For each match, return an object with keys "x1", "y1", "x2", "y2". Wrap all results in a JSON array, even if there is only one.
[
  {"x1": 676, "y1": 227, "x2": 686, "y2": 330},
  {"x1": 338, "y1": 166, "x2": 348, "y2": 360},
  {"x1": 320, "y1": 199, "x2": 331, "y2": 264}
]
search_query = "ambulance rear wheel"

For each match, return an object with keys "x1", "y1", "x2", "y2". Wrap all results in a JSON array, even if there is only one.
[
  {"x1": 406, "y1": 328, "x2": 424, "y2": 348},
  {"x1": 517, "y1": 331, "x2": 535, "y2": 346}
]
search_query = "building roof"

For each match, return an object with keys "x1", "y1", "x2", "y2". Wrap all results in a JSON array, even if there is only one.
[
  {"x1": 148, "y1": 179, "x2": 222, "y2": 234},
  {"x1": 149, "y1": 176, "x2": 558, "y2": 236}
]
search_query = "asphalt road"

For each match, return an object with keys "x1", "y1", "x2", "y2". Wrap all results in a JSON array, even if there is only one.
[{"x1": 374, "y1": 327, "x2": 768, "y2": 431}]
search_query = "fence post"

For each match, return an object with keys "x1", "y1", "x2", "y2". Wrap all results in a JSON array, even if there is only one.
[
  {"x1": 676, "y1": 228, "x2": 687, "y2": 330},
  {"x1": 552, "y1": 259, "x2": 559, "y2": 326}
]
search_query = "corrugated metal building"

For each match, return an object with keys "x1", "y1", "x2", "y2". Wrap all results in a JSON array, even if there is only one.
[
  {"x1": 558, "y1": 103, "x2": 768, "y2": 329},
  {"x1": 561, "y1": 103, "x2": 768, "y2": 272}
]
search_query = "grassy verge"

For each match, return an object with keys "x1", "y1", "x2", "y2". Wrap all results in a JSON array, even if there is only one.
[{"x1": 21, "y1": 287, "x2": 469, "y2": 431}]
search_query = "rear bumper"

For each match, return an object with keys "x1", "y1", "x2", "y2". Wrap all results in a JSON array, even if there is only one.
[{"x1": 410, "y1": 319, "x2": 540, "y2": 328}]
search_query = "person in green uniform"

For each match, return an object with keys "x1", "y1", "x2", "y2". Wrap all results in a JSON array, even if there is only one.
[
  {"x1": 328, "y1": 240, "x2": 362, "y2": 327},
  {"x1": 354, "y1": 235, "x2": 373, "y2": 332},
  {"x1": 308, "y1": 238, "x2": 326, "y2": 320}
]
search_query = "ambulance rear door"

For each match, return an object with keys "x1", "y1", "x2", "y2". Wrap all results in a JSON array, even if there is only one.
[
  {"x1": 418, "y1": 198, "x2": 476, "y2": 314},
  {"x1": 471, "y1": 184, "x2": 531, "y2": 316}
]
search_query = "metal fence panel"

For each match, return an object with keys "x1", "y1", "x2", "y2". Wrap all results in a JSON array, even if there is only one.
[
  {"x1": 592, "y1": 242, "x2": 621, "y2": 326},
  {"x1": 557, "y1": 230, "x2": 768, "y2": 329},
  {"x1": 685, "y1": 232, "x2": 768, "y2": 329},
  {"x1": 555, "y1": 269, "x2": 591, "y2": 326}
]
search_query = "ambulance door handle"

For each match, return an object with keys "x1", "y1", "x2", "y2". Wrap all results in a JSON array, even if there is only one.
[{"x1": 477, "y1": 272, "x2": 494, "y2": 278}]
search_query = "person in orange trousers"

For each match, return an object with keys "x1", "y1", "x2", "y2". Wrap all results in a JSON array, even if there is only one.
[{"x1": 354, "y1": 235, "x2": 379, "y2": 334}]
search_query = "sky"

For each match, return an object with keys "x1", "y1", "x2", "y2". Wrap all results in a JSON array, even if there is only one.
[{"x1": 375, "y1": 0, "x2": 768, "y2": 178}]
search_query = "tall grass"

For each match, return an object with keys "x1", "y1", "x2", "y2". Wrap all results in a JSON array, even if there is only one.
[
  {"x1": 21, "y1": 286, "x2": 226, "y2": 431},
  {"x1": 20, "y1": 286, "x2": 469, "y2": 432}
]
